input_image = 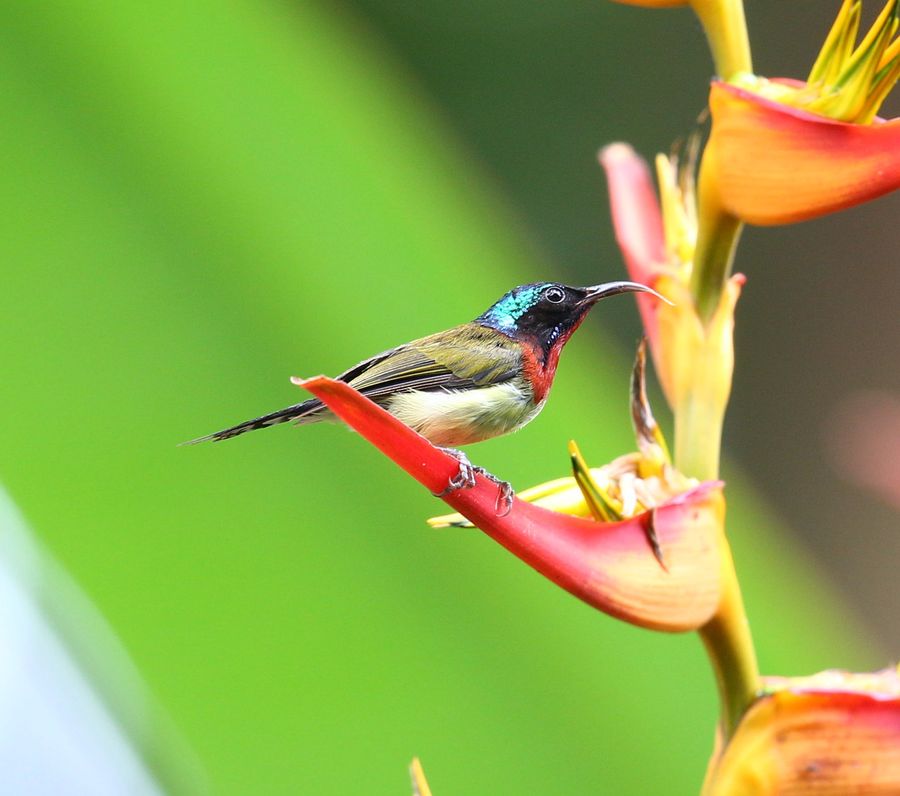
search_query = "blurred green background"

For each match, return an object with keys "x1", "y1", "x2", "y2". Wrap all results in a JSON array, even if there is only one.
[{"x1": 0, "y1": 0, "x2": 896, "y2": 793}]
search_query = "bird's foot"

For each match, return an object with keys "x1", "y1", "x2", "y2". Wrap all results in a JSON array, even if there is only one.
[
  {"x1": 434, "y1": 448, "x2": 514, "y2": 517},
  {"x1": 475, "y1": 469, "x2": 514, "y2": 516},
  {"x1": 435, "y1": 448, "x2": 478, "y2": 493}
]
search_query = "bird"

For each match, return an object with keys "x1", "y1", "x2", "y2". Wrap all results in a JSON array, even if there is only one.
[{"x1": 184, "y1": 280, "x2": 667, "y2": 512}]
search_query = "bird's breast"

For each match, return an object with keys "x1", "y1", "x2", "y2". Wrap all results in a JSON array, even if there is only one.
[{"x1": 385, "y1": 378, "x2": 544, "y2": 447}]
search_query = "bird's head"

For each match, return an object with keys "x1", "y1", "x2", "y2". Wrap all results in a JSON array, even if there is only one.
[{"x1": 477, "y1": 281, "x2": 667, "y2": 358}]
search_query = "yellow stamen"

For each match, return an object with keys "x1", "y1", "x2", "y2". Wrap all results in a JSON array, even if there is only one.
[
  {"x1": 878, "y1": 34, "x2": 900, "y2": 69},
  {"x1": 655, "y1": 150, "x2": 697, "y2": 268},
  {"x1": 740, "y1": 0, "x2": 899, "y2": 123},
  {"x1": 858, "y1": 30, "x2": 900, "y2": 120},
  {"x1": 810, "y1": 0, "x2": 899, "y2": 120},
  {"x1": 809, "y1": 0, "x2": 861, "y2": 86}
]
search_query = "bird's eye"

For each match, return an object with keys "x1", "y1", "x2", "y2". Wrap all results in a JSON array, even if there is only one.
[{"x1": 543, "y1": 286, "x2": 565, "y2": 304}]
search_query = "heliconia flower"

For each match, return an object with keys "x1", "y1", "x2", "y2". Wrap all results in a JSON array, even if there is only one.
[
  {"x1": 600, "y1": 142, "x2": 743, "y2": 421},
  {"x1": 599, "y1": 141, "x2": 698, "y2": 377},
  {"x1": 703, "y1": 79, "x2": 900, "y2": 226},
  {"x1": 702, "y1": 0, "x2": 900, "y2": 226},
  {"x1": 703, "y1": 667, "x2": 900, "y2": 795},
  {"x1": 296, "y1": 367, "x2": 724, "y2": 632},
  {"x1": 599, "y1": 143, "x2": 667, "y2": 354}
]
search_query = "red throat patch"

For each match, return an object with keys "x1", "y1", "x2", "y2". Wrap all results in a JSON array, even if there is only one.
[{"x1": 521, "y1": 323, "x2": 580, "y2": 403}]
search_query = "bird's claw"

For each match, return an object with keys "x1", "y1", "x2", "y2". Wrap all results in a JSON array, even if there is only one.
[
  {"x1": 434, "y1": 448, "x2": 514, "y2": 516},
  {"x1": 435, "y1": 448, "x2": 477, "y2": 495},
  {"x1": 488, "y1": 476, "x2": 514, "y2": 517}
]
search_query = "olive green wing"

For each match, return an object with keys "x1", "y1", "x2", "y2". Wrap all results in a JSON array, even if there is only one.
[
  {"x1": 340, "y1": 324, "x2": 522, "y2": 400},
  {"x1": 183, "y1": 325, "x2": 522, "y2": 442}
]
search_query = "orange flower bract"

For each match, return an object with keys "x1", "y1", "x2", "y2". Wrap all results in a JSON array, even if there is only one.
[{"x1": 704, "y1": 80, "x2": 900, "y2": 225}]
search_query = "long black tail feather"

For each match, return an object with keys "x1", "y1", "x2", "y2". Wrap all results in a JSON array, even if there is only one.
[{"x1": 181, "y1": 398, "x2": 324, "y2": 445}]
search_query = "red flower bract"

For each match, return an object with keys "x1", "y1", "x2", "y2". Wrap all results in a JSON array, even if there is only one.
[
  {"x1": 599, "y1": 143, "x2": 666, "y2": 350},
  {"x1": 297, "y1": 376, "x2": 723, "y2": 632}
]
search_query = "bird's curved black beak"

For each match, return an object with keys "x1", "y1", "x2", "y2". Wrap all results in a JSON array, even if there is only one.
[{"x1": 578, "y1": 281, "x2": 673, "y2": 306}]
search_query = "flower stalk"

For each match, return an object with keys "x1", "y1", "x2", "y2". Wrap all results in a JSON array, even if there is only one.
[
  {"x1": 691, "y1": 0, "x2": 752, "y2": 79},
  {"x1": 601, "y1": 136, "x2": 760, "y2": 737},
  {"x1": 689, "y1": 164, "x2": 743, "y2": 324},
  {"x1": 672, "y1": 265, "x2": 757, "y2": 740},
  {"x1": 699, "y1": 558, "x2": 759, "y2": 739}
]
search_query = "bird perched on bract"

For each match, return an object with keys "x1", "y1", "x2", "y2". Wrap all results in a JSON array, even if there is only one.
[{"x1": 184, "y1": 281, "x2": 668, "y2": 512}]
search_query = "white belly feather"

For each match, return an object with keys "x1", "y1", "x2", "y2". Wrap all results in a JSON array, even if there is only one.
[{"x1": 386, "y1": 379, "x2": 544, "y2": 447}]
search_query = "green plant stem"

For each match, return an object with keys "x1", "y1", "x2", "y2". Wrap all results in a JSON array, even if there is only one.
[
  {"x1": 690, "y1": 204, "x2": 743, "y2": 324},
  {"x1": 677, "y1": 388, "x2": 760, "y2": 738},
  {"x1": 690, "y1": 0, "x2": 753, "y2": 80},
  {"x1": 674, "y1": 392, "x2": 724, "y2": 479},
  {"x1": 677, "y1": 251, "x2": 760, "y2": 739},
  {"x1": 700, "y1": 566, "x2": 760, "y2": 738}
]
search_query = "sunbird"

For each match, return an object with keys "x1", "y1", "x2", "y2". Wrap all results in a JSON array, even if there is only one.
[{"x1": 185, "y1": 281, "x2": 666, "y2": 511}]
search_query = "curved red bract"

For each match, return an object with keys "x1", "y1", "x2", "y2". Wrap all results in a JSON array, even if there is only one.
[{"x1": 298, "y1": 375, "x2": 723, "y2": 632}]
